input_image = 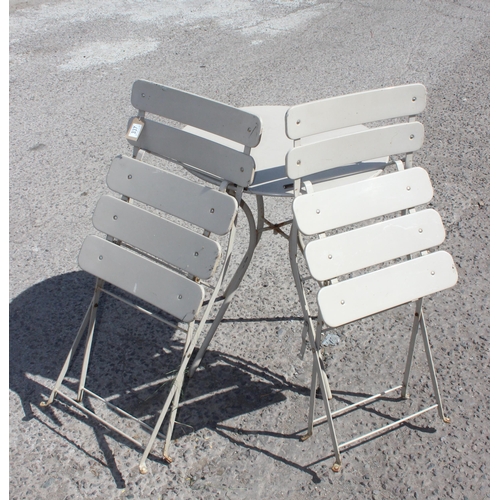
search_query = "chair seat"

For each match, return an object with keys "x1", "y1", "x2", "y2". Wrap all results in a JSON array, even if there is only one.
[
  {"x1": 317, "y1": 251, "x2": 458, "y2": 327},
  {"x1": 79, "y1": 235, "x2": 204, "y2": 322}
]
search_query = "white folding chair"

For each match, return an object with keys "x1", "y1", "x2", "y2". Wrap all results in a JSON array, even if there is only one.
[
  {"x1": 287, "y1": 84, "x2": 458, "y2": 471},
  {"x1": 288, "y1": 84, "x2": 428, "y2": 373},
  {"x1": 41, "y1": 80, "x2": 262, "y2": 473}
]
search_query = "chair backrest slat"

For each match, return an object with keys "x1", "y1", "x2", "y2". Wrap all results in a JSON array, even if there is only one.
[
  {"x1": 93, "y1": 196, "x2": 222, "y2": 279},
  {"x1": 79, "y1": 235, "x2": 204, "y2": 322},
  {"x1": 127, "y1": 118, "x2": 255, "y2": 187},
  {"x1": 285, "y1": 83, "x2": 426, "y2": 140},
  {"x1": 107, "y1": 156, "x2": 238, "y2": 235},
  {"x1": 305, "y1": 209, "x2": 445, "y2": 281},
  {"x1": 317, "y1": 251, "x2": 458, "y2": 327},
  {"x1": 293, "y1": 167, "x2": 433, "y2": 236},
  {"x1": 131, "y1": 80, "x2": 262, "y2": 148},
  {"x1": 286, "y1": 122, "x2": 424, "y2": 180}
]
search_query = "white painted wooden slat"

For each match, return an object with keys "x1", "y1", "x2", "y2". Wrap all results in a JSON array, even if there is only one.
[
  {"x1": 286, "y1": 122, "x2": 424, "y2": 180},
  {"x1": 93, "y1": 196, "x2": 222, "y2": 279},
  {"x1": 293, "y1": 167, "x2": 433, "y2": 236},
  {"x1": 127, "y1": 118, "x2": 255, "y2": 187},
  {"x1": 305, "y1": 209, "x2": 445, "y2": 281},
  {"x1": 318, "y1": 251, "x2": 458, "y2": 328},
  {"x1": 106, "y1": 156, "x2": 238, "y2": 235},
  {"x1": 285, "y1": 84, "x2": 426, "y2": 139},
  {"x1": 131, "y1": 80, "x2": 262, "y2": 147},
  {"x1": 79, "y1": 236, "x2": 204, "y2": 322}
]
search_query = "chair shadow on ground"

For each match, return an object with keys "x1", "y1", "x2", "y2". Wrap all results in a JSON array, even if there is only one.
[
  {"x1": 10, "y1": 271, "x2": 438, "y2": 487},
  {"x1": 9, "y1": 271, "x2": 308, "y2": 485},
  {"x1": 215, "y1": 386, "x2": 439, "y2": 480}
]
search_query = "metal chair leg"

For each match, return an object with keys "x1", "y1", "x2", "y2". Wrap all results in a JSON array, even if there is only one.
[
  {"x1": 303, "y1": 314, "x2": 342, "y2": 472},
  {"x1": 401, "y1": 298, "x2": 423, "y2": 399},
  {"x1": 76, "y1": 279, "x2": 105, "y2": 402},
  {"x1": 289, "y1": 221, "x2": 331, "y2": 400},
  {"x1": 188, "y1": 198, "x2": 258, "y2": 377},
  {"x1": 162, "y1": 321, "x2": 195, "y2": 462},
  {"x1": 419, "y1": 309, "x2": 450, "y2": 423},
  {"x1": 40, "y1": 278, "x2": 103, "y2": 407}
]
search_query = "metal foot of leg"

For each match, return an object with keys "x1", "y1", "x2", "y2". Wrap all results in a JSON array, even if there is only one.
[{"x1": 300, "y1": 432, "x2": 313, "y2": 442}]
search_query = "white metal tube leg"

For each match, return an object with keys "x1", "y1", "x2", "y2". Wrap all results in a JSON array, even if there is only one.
[
  {"x1": 289, "y1": 221, "x2": 331, "y2": 399},
  {"x1": 139, "y1": 295, "x2": 222, "y2": 473},
  {"x1": 139, "y1": 368, "x2": 184, "y2": 474},
  {"x1": 77, "y1": 278, "x2": 105, "y2": 402},
  {"x1": 40, "y1": 300, "x2": 93, "y2": 407},
  {"x1": 418, "y1": 311, "x2": 449, "y2": 423},
  {"x1": 162, "y1": 322, "x2": 195, "y2": 462},
  {"x1": 401, "y1": 298, "x2": 423, "y2": 399},
  {"x1": 188, "y1": 198, "x2": 258, "y2": 377},
  {"x1": 256, "y1": 194, "x2": 265, "y2": 245},
  {"x1": 303, "y1": 341, "x2": 318, "y2": 438},
  {"x1": 304, "y1": 314, "x2": 342, "y2": 471}
]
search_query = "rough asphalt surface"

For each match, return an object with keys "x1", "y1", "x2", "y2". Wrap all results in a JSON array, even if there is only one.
[{"x1": 9, "y1": 0, "x2": 490, "y2": 498}]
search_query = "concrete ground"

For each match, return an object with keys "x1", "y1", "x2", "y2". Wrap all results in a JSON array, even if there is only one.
[{"x1": 10, "y1": 0, "x2": 489, "y2": 498}]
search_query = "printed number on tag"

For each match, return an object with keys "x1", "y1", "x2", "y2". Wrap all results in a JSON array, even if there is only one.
[{"x1": 126, "y1": 119, "x2": 144, "y2": 141}]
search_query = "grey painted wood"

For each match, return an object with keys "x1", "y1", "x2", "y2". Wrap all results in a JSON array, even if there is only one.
[
  {"x1": 127, "y1": 118, "x2": 256, "y2": 187},
  {"x1": 305, "y1": 209, "x2": 446, "y2": 281},
  {"x1": 286, "y1": 83, "x2": 426, "y2": 140},
  {"x1": 93, "y1": 195, "x2": 222, "y2": 279},
  {"x1": 79, "y1": 235, "x2": 204, "y2": 323},
  {"x1": 106, "y1": 156, "x2": 238, "y2": 235},
  {"x1": 293, "y1": 167, "x2": 434, "y2": 236},
  {"x1": 286, "y1": 122, "x2": 424, "y2": 180},
  {"x1": 183, "y1": 111, "x2": 387, "y2": 196},
  {"x1": 131, "y1": 80, "x2": 262, "y2": 147},
  {"x1": 317, "y1": 251, "x2": 458, "y2": 328}
]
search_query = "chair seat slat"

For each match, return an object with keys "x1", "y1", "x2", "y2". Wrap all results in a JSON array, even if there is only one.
[
  {"x1": 285, "y1": 83, "x2": 426, "y2": 139},
  {"x1": 293, "y1": 167, "x2": 433, "y2": 235},
  {"x1": 127, "y1": 118, "x2": 255, "y2": 187},
  {"x1": 79, "y1": 236, "x2": 204, "y2": 322},
  {"x1": 318, "y1": 251, "x2": 458, "y2": 328},
  {"x1": 93, "y1": 196, "x2": 222, "y2": 279},
  {"x1": 286, "y1": 122, "x2": 424, "y2": 180},
  {"x1": 131, "y1": 80, "x2": 262, "y2": 147},
  {"x1": 107, "y1": 156, "x2": 238, "y2": 235},
  {"x1": 305, "y1": 209, "x2": 445, "y2": 281}
]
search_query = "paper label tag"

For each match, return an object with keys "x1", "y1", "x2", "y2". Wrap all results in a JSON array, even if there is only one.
[{"x1": 126, "y1": 118, "x2": 144, "y2": 141}]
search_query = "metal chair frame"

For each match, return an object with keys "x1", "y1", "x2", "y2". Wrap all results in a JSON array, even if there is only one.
[
  {"x1": 286, "y1": 84, "x2": 457, "y2": 471},
  {"x1": 41, "y1": 80, "x2": 263, "y2": 473}
]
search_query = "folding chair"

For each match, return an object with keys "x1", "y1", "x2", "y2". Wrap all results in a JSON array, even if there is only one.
[
  {"x1": 287, "y1": 83, "x2": 429, "y2": 395},
  {"x1": 40, "y1": 80, "x2": 262, "y2": 473},
  {"x1": 287, "y1": 84, "x2": 458, "y2": 471}
]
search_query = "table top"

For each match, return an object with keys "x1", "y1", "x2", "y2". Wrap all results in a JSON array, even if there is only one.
[{"x1": 184, "y1": 105, "x2": 387, "y2": 197}]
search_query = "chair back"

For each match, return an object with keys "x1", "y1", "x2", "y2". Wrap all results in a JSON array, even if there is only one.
[
  {"x1": 128, "y1": 80, "x2": 262, "y2": 187},
  {"x1": 285, "y1": 84, "x2": 426, "y2": 180}
]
